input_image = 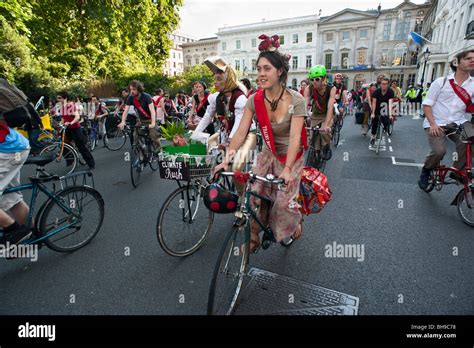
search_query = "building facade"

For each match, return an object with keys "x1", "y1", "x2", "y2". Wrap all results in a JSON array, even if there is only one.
[
  {"x1": 163, "y1": 32, "x2": 197, "y2": 76},
  {"x1": 419, "y1": 0, "x2": 474, "y2": 84},
  {"x1": 182, "y1": 37, "x2": 219, "y2": 69},
  {"x1": 217, "y1": 15, "x2": 319, "y2": 90}
]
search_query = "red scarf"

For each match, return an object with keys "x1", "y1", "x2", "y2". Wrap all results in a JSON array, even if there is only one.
[
  {"x1": 449, "y1": 79, "x2": 474, "y2": 113},
  {"x1": 196, "y1": 93, "x2": 209, "y2": 113},
  {"x1": 133, "y1": 97, "x2": 151, "y2": 119},
  {"x1": 254, "y1": 90, "x2": 307, "y2": 165}
]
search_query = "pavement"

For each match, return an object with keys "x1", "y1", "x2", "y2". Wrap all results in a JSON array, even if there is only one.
[{"x1": 1, "y1": 114, "x2": 473, "y2": 315}]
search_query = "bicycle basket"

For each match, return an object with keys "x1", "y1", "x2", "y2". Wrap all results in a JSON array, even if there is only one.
[{"x1": 157, "y1": 152, "x2": 216, "y2": 181}]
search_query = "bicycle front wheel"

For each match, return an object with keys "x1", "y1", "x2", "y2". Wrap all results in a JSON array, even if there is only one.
[
  {"x1": 456, "y1": 188, "x2": 474, "y2": 227},
  {"x1": 388, "y1": 118, "x2": 394, "y2": 136},
  {"x1": 104, "y1": 127, "x2": 127, "y2": 151},
  {"x1": 207, "y1": 222, "x2": 249, "y2": 315},
  {"x1": 332, "y1": 126, "x2": 340, "y2": 147},
  {"x1": 130, "y1": 146, "x2": 144, "y2": 188},
  {"x1": 375, "y1": 123, "x2": 383, "y2": 155},
  {"x1": 39, "y1": 186, "x2": 104, "y2": 252},
  {"x1": 157, "y1": 184, "x2": 214, "y2": 257},
  {"x1": 39, "y1": 142, "x2": 78, "y2": 175}
]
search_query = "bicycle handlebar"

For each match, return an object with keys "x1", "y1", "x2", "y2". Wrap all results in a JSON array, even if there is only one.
[{"x1": 220, "y1": 171, "x2": 285, "y2": 186}]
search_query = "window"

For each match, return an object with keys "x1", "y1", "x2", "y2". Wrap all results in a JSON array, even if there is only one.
[
  {"x1": 235, "y1": 60, "x2": 240, "y2": 71},
  {"x1": 279, "y1": 35, "x2": 285, "y2": 45},
  {"x1": 173, "y1": 52, "x2": 176, "y2": 58},
  {"x1": 195, "y1": 58, "x2": 199, "y2": 65},
  {"x1": 306, "y1": 55, "x2": 312, "y2": 69},
  {"x1": 383, "y1": 15, "x2": 392, "y2": 41},
  {"x1": 381, "y1": 49, "x2": 389, "y2": 66},
  {"x1": 402, "y1": 12, "x2": 412, "y2": 37},
  {"x1": 342, "y1": 31, "x2": 350, "y2": 41},
  {"x1": 325, "y1": 53, "x2": 332, "y2": 69},
  {"x1": 236, "y1": 40, "x2": 241, "y2": 49},
  {"x1": 306, "y1": 32, "x2": 313, "y2": 42},
  {"x1": 326, "y1": 33, "x2": 333, "y2": 41},
  {"x1": 360, "y1": 29, "x2": 368, "y2": 39},
  {"x1": 222, "y1": 42, "x2": 226, "y2": 51},
  {"x1": 357, "y1": 50, "x2": 367, "y2": 65},
  {"x1": 396, "y1": 12, "x2": 412, "y2": 40},
  {"x1": 252, "y1": 59, "x2": 257, "y2": 71},
  {"x1": 392, "y1": 43, "x2": 407, "y2": 66},
  {"x1": 178, "y1": 53, "x2": 181, "y2": 59},
  {"x1": 407, "y1": 73, "x2": 416, "y2": 87},
  {"x1": 187, "y1": 59, "x2": 191, "y2": 66},
  {"x1": 252, "y1": 38, "x2": 257, "y2": 48},
  {"x1": 293, "y1": 34, "x2": 298, "y2": 44},
  {"x1": 173, "y1": 62, "x2": 176, "y2": 68},
  {"x1": 203, "y1": 48, "x2": 206, "y2": 51},
  {"x1": 292, "y1": 56, "x2": 298, "y2": 70},
  {"x1": 292, "y1": 79, "x2": 298, "y2": 90},
  {"x1": 451, "y1": 20, "x2": 457, "y2": 42},
  {"x1": 341, "y1": 52, "x2": 349, "y2": 69},
  {"x1": 458, "y1": 13, "x2": 464, "y2": 40}
]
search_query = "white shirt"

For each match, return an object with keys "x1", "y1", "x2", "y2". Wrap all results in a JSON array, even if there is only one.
[
  {"x1": 423, "y1": 73, "x2": 474, "y2": 128},
  {"x1": 195, "y1": 92, "x2": 255, "y2": 138}
]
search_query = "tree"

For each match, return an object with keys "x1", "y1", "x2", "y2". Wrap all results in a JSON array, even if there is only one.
[{"x1": 170, "y1": 65, "x2": 214, "y2": 95}]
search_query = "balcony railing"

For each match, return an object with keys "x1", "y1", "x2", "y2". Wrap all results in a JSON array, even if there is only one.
[{"x1": 466, "y1": 20, "x2": 474, "y2": 40}]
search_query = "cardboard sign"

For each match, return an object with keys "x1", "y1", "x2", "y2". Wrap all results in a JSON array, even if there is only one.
[{"x1": 158, "y1": 160, "x2": 190, "y2": 181}]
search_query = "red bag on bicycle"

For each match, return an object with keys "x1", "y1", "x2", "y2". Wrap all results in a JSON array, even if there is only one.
[{"x1": 297, "y1": 166, "x2": 332, "y2": 215}]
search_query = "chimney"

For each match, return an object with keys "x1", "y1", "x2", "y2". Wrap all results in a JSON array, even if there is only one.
[{"x1": 377, "y1": 3, "x2": 381, "y2": 13}]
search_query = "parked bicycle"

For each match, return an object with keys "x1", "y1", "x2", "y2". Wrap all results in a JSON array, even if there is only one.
[
  {"x1": 207, "y1": 170, "x2": 294, "y2": 315},
  {"x1": 421, "y1": 123, "x2": 474, "y2": 227},
  {"x1": 0, "y1": 154, "x2": 104, "y2": 254}
]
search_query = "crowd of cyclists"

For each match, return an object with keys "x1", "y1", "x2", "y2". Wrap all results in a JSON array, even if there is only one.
[{"x1": 0, "y1": 33, "x2": 473, "y2": 254}]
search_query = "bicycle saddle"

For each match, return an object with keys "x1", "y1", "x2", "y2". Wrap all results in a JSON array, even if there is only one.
[{"x1": 25, "y1": 154, "x2": 55, "y2": 166}]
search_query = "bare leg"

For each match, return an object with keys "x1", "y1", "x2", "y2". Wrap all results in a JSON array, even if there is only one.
[
  {"x1": 0, "y1": 209, "x2": 15, "y2": 229},
  {"x1": 9, "y1": 201, "x2": 29, "y2": 225}
]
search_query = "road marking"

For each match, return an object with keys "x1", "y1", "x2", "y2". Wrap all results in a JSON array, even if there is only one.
[
  {"x1": 391, "y1": 156, "x2": 424, "y2": 167},
  {"x1": 388, "y1": 138, "x2": 392, "y2": 144},
  {"x1": 389, "y1": 146, "x2": 393, "y2": 152}
]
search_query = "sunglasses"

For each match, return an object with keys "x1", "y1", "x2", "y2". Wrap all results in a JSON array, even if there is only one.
[{"x1": 311, "y1": 77, "x2": 322, "y2": 82}]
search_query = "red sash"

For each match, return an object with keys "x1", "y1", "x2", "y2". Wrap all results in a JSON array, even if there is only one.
[
  {"x1": 196, "y1": 93, "x2": 209, "y2": 113},
  {"x1": 312, "y1": 86, "x2": 325, "y2": 112},
  {"x1": 153, "y1": 96, "x2": 163, "y2": 108},
  {"x1": 254, "y1": 90, "x2": 307, "y2": 165},
  {"x1": 133, "y1": 97, "x2": 151, "y2": 119},
  {"x1": 449, "y1": 79, "x2": 474, "y2": 113}
]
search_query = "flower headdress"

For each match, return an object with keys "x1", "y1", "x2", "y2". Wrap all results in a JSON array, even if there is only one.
[{"x1": 258, "y1": 34, "x2": 291, "y2": 62}]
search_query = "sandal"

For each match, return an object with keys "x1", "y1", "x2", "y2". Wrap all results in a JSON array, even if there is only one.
[{"x1": 291, "y1": 222, "x2": 303, "y2": 241}]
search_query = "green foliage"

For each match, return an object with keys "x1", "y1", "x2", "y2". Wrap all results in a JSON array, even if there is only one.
[
  {"x1": 160, "y1": 121, "x2": 186, "y2": 142},
  {"x1": 170, "y1": 65, "x2": 214, "y2": 95}
]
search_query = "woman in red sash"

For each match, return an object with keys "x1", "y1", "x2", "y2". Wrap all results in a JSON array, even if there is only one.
[{"x1": 214, "y1": 34, "x2": 306, "y2": 252}]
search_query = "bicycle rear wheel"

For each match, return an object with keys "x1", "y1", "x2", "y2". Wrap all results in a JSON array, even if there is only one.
[
  {"x1": 39, "y1": 186, "x2": 104, "y2": 252},
  {"x1": 456, "y1": 188, "x2": 474, "y2": 227},
  {"x1": 207, "y1": 221, "x2": 249, "y2": 315},
  {"x1": 157, "y1": 184, "x2": 214, "y2": 257},
  {"x1": 130, "y1": 145, "x2": 144, "y2": 188},
  {"x1": 387, "y1": 118, "x2": 394, "y2": 136},
  {"x1": 39, "y1": 142, "x2": 78, "y2": 175},
  {"x1": 104, "y1": 127, "x2": 127, "y2": 151}
]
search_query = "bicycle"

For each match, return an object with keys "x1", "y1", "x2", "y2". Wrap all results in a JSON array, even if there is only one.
[
  {"x1": 103, "y1": 112, "x2": 130, "y2": 151},
  {"x1": 370, "y1": 114, "x2": 391, "y2": 155},
  {"x1": 130, "y1": 125, "x2": 159, "y2": 188},
  {"x1": 207, "y1": 170, "x2": 295, "y2": 315},
  {"x1": 0, "y1": 155, "x2": 104, "y2": 253},
  {"x1": 305, "y1": 125, "x2": 330, "y2": 172},
  {"x1": 83, "y1": 118, "x2": 100, "y2": 152},
  {"x1": 156, "y1": 153, "x2": 216, "y2": 257},
  {"x1": 39, "y1": 124, "x2": 81, "y2": 175},
  {"x1": 421, "y1": 123, "x2": 474, "y2": 227}
]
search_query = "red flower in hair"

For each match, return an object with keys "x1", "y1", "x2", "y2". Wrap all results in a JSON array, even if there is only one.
[
  {"x1": 258, "y1": 39, "x2": 271, "y2": 52},
  {"x1": 258, "y1": 33, "x2": 281, "y2": 52},
  {"x1": 259, "y1": 34, "x2": 269, "y2": 40}
]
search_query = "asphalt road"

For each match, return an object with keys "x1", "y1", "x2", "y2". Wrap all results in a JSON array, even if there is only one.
[{"x1": 1, "y1": 113, "x2": 473, "y2": 315}]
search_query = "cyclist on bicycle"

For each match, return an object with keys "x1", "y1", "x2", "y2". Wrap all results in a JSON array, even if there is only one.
[
  {"x1": 333, "y1": 73, "x2": 348, "y2": 121},
  {"x1": 89, "y1": 95, "x2": 109, "y2": 139},
  {"x1": 117, "y1": 80, "x2": 161, "y2": 153},
  {"x1": 369, "y1": 77, "x2": 394, "y2": 147},
  {"x1": 304, "y1": 65, "x2": 336, "y2": 159},
  {"x1": 163, "y1": 92, "x2": 178, "y2": 121},
  {"x1": 418, "y1": 49, "x2": 474, "y2": 189}
]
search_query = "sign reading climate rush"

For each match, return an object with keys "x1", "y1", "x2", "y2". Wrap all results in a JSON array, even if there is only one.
[{"x1": 158, "y1": 160, "x2": 190, "y2": 181}]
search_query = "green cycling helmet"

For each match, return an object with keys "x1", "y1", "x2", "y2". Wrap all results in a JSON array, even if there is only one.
[{"x1": 308, "y1": 65, "x2": 327, "y2": 79}]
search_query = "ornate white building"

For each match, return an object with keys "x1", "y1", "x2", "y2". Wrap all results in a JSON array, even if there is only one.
[
  {"x1": 164, "y1": 32, "x2": 197, "y2": 76},
  {"x1": 182, "y1": 37, "x2": 219, "y2": 69},
  {"x1": 419, "y1": 0, "x2": 474, "y2": 84},
  {"x1": 217, "y1": 15, "x2": 319, "y2": 90}
]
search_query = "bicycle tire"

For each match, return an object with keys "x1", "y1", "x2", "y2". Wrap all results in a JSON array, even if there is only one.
[
  {"x1": 388, "y1": 118, "x2": 394, "y2": 136},
  {"x1": 207, "y1": 222, "x2": 249, "y2": 315},
  {"x1": 104, "y1": 127, "x2": 127, "y2": 151},
  {"x1": 375, "y1": 122, "x2": 382, "y2": 155},
  {"x1": 332, "y1": 127, "x2": 340, "y2": 147},
  {"x1": 88, "y1": 131, "x2": 97, "y2": 152},
  {"x1": 130, "y1": 145, "x2": 143, "y2": 188},
  {"x1": 39, "y1": 186, "x2": 104, "y2": 252},
  {"x1": 157, "y1": 184, "x2": 214, "y2": 257},
  {"x1": 456, "y1": 188, "x2": 474, "y2": 227},
  {"x1": 39, "y1": 142, "x2": 78, "y2": 175},
  {"x1": 422, "y1": 170, "x2": 436, "y2": 193}
]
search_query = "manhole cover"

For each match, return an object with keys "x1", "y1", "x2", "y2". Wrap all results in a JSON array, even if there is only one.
[{"x1": 234, "y1": 268, "x2": 359, "y2": 315}]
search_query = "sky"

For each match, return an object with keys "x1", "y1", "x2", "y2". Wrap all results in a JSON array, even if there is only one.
[{"x1": 178, "y1": 0, "x2": 427, "y2": 39}]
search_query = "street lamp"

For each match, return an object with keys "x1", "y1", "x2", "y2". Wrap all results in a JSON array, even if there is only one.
[{"x1": 421, "y1": 47, "x2": 431, "y2": 86}]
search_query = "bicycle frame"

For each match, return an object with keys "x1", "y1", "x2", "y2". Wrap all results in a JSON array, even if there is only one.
[{"x1": 2, "y1": 181, "x2": 80, "y2": 245}]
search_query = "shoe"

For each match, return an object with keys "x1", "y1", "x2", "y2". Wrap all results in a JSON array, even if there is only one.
[
  {"x1": 0, "y1": 225, "x2": 32, "y2": 245},
  {"x1": 88, "y1": 166, "x2": 95, "y2": 170},
  {"x1": 449, "y1": 171, "x2": 466, "y2": 184},
  {"x1": 418, "y1": 168, "x2": 431, "y2": 190},
  {"x1": 370, "y1": 138, "x2": 375, "y2": 146},
  {"x1": 322, "y1": 145, "x2": 332, "y2": 160}
]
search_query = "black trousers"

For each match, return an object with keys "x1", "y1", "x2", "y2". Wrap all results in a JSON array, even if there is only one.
[
  {"x1": 371, "y1": 115, "x2": 390, "y2": 136},
  {"x1": 65, "y1": 127, "x2": 95, "y2": 168}
]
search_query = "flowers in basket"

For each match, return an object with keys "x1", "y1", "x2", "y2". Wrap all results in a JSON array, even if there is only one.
[{"x1": 160, "y1": 121, "x2": 189, "y2": 146}]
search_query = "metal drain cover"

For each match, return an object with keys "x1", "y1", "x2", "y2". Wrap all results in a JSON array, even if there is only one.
[{"x1": 234, "y1": 268, "x2": 359, "y2": 315}]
